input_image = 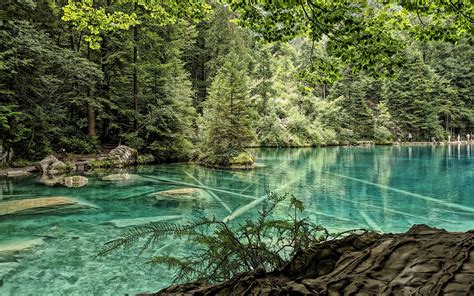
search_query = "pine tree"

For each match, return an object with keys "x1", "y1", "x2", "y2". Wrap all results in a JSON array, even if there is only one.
[
  {"x1": 198, "y1": 51, "x2": 255, "y2": 167},
  {"x1": 383, "y1": 55, "x2": 448, "y2": 140},
  {"x1": 330, "y1": 73, "x2": 375, "y2": 140}
]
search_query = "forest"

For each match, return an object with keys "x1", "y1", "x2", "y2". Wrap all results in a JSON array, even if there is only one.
[{"x1": 1, "y1": 0, "x2": 472, "y2": 167}]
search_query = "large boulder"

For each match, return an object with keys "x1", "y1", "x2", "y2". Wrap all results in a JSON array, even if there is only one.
[
  {"x1": 107, "y1": 145, "x2": 137, "y2": 167},
  {"x1": 87, "y1": 145, "x2": 138, "y2": 169},
  {"x1": 37, "y1": 155, "x2": 59, "y2": 173},
  {"x1": 36, "y1": 155, "x2": 72, "y2": 175}
]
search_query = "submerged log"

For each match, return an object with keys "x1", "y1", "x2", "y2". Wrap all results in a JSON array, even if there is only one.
[
  {"x1": 154, "y1": 188, "x2": 208, "y2": 201},
  {"x1": 0, "y1": 197, "x2": 94, "y2": 216},
  {"x1": 101, "y1": 173, "x2": 138, "y2": 181},
  {"x1": 107, "y1": 215, "x2": 184, "y2": 228},
  {"x1": 155, "y1": 225, "x2": 474, "y2": 295}
]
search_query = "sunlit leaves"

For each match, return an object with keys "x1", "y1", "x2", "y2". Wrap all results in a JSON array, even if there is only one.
[
  {"x1": 62, "y1": 0, "x2": 139, "y2": 49},
  {"x1": 227, "y1": 0, "x2": 473, "y2": 70},
  {"x1": 62, "y1": 0, "x2": 211, "y2": 49}
]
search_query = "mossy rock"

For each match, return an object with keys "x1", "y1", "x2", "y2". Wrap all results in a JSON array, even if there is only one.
[
  {"x1": 137, "y1": 154, "x2": 155, "y2": 165},
  {"x1": 87, "y1": 159, "x2": 114, "y2": 169},
  {"x1": 228, "y1": 151, "x2": 254, "y2": 169}
]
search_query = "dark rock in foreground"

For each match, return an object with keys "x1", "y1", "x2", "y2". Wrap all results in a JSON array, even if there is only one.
[{"x1": 156, "y1": 225, "x2": 473, "y2": 295}]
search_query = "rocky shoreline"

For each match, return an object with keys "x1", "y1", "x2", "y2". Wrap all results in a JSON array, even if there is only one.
[
  {"x1": 155, "y1": 225, "x2": 473, "y2": 295},
  {"x1": 1, "y1": 142, "x2": 472, "y2": 177},
  {"x1": 0, "y1": 145, "x2": 139, "y2": 178}
]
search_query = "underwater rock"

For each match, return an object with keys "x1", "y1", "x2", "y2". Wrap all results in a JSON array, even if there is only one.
[
  {"x1": 0, "y1": 262, "x2": 20, "y2": 280},
  {"x1": 107, "y1": 215, "x2": 184, "y2": 228},
  {"x1": 61, "y1": 176, "x2": 88, "y2": 188},
  {"x1": 0, "y1": 237, "x2": 44, "y2": 253},
  {"x1": 101, "y1": 173, "x2": 137, "y2": 181},
  {"x1": 0, "y1": 197, "x2": 93, "y2": 216},
  {"x1": 154, "y1": 188, "x2": 206, "y2": 201}
]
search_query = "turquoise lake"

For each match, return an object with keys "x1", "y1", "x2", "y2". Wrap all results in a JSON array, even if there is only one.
[{"x1": 1, "y1": 145, "x2": 473, "y2": 295}]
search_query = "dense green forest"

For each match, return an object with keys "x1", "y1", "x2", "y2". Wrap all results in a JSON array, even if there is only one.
[{"x1": 1, "y1": 0, "x2": 472, "y2": 167}]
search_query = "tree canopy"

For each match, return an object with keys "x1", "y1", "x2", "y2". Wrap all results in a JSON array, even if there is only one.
[{"x1": 0, "y1": 0, "x2": 472, "y2": 164}]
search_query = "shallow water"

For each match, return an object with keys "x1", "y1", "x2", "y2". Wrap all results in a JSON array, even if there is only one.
[{"x1": 1, "y1": 145, "x2": 473, "y2": 295}]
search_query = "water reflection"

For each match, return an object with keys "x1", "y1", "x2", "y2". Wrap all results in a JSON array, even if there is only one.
[{"x1": 0, "y1": 145, "x2": 473, "y2": 294}]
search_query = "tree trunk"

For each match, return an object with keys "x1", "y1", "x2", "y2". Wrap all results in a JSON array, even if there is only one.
[
  {"x1": 87, "y1": 45, "x2": 96, "y2": 137},
  {"x1": 87, "y1": 103, "x2": 96, "y2": 137},
  {"x1": 100, "y1": 32, "x2": 111, "y2": 141},
  {"x1": 133, "y1": 3, "x2": 139, "y2": 130}
]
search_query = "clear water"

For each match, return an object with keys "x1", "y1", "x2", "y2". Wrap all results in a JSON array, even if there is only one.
[{"x1": 1, "y1": 145, "x2": 473, "y2": 295}]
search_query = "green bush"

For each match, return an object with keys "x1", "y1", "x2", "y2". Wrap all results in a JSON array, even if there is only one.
[
  {"x1": 374, "y1": 126, "x2": 393, "y2": 144},
  {"x1": 137, "y1": 154, "x2": 155, "y2": 164},
  {"x1": 256, "y1": 112, "x2": 289, "y2": 147},
  {"x1": 59, "y1": 136, "x2": 99, "y2": 154}
]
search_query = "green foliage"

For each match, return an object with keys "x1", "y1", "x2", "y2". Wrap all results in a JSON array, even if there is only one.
[
  {"x1": 62, "y1": 0, "x2": 211, "y2": 49},
  {"x1": 0, "y1": 19, "x2": 101, "y2": 160},
  {"x1": 229, "y1": 0, "x2": 472, "y2": 71},
  {"x1": 198, "y1": 50, "x2": 255, "y2": 167},
  {"x1": 0, "y1": 105, "x2": 30, "y2": 159},
  {"x1": 137, "y1": 154, "x2": 155, "y2": 164},
  {"x1": 58, "y1": 136, "x2": 99, "y2": 154},
  {"x1": 98, "y1": 192, "x2": 348, "y2": 284},
  {"x1": 1, "y1": 1, "x2": 472, "y2": 166}
]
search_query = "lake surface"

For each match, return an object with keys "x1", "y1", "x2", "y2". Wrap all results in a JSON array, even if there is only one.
[{"x1": 1, "y1": 145, "x2": 473, "y2": 295}]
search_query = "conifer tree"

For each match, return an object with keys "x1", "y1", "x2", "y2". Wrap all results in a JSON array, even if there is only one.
[
  {"x1": 383, "y1": 58, "x2": 448, "y2": 140},
  {"x1": 198, "y1": 51, "x2": 255, "y2": 167}
]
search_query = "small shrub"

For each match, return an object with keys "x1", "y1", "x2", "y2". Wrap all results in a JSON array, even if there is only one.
[{"x1": 137, "y1": 154, "x2": 155, "y2": 165}]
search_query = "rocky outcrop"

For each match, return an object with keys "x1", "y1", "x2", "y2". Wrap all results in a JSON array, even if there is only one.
[
  {"x1": 36, "y1": 155, "x2": 73, "y2": 175},
  {"x1": 107, "y1": 145, "x2": 137, "y2": 167},
  {"x1": 37, "y1": 155, "x2": 59, "y2": 172},
  {"x1": 0, "y1": 196, "x2": 94, "y2": 216},
  {"x1": 156, "y1": 225, "x2": 474, "y2": 295},
  {"x1": 87, "y1": 145, "x2": 138, "y2": 169}
]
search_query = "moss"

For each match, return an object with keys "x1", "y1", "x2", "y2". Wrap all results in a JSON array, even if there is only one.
[
  {"x1": 88, "y1": 159, "x2": 114, "y2": 169},
  {"x1": 137, "y1": 154, "x2": 155, "y2": 165},
  {"x1": 64, "y1": 162, "x2": 75, "y2": 171},
  {"x1": 9, "y1": 159, "x2": 36, "y2": 168},
  {"x1": 228, "y1": 151, "x2": 254, "y2": 169}
]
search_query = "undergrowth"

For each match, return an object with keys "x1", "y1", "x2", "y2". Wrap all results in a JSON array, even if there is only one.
[{"x1": 98, "y1": 191, "x2": 364, "y2": 284}]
